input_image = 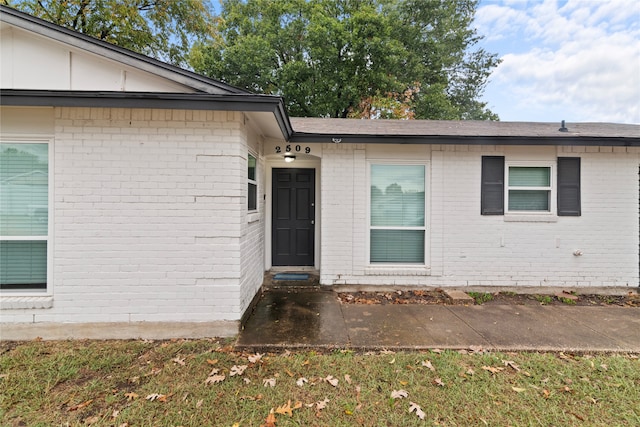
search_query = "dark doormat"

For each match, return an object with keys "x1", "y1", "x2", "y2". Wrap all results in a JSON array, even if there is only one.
[{"x1": 273, "y1": 273, "x2": 310, "y2": 281}]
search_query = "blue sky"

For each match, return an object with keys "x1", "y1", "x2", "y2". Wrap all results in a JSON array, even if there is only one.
[{"x1": 475, "y1": 0, "x2": 640, "y2": 124}]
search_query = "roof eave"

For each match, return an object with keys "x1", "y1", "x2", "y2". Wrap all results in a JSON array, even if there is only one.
[
  {"x1": 290, "y1": 133, "x2": 640, "y2": 147},
  {"x1": 0, "y1": 89, "x2": 294, "y2": 140}
]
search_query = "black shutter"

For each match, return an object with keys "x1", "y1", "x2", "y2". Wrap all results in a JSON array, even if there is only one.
[
  {"x1": 557, "y1": 157, "x2": 581, "y2": 216},
  {"x1": 481, "y1": 156, "x2": 505, "y2": 215}
]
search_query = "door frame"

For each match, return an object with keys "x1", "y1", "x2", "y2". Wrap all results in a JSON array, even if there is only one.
[{"x1": 265, "y1": 158, "x2": 320, "y2": 270}]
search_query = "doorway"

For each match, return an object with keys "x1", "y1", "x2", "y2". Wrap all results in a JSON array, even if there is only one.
[{"x1": 272, "y1": 168, "x2": 315, "y2": 266}]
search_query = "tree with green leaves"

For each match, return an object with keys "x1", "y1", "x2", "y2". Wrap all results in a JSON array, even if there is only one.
[
  {"x1": 191, "y1": 0, "x2": 501, "y2": 120},
  {"x1": 1, "y1": 0, "x2": 215, "y2": 67}
]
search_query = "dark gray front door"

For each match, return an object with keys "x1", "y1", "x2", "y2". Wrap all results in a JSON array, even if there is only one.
[{"x1": 272, "y1": 168, "x2": 315, "y2": 266}]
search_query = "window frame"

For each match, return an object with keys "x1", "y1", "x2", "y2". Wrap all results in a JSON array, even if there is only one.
[
  {"x1": 0, "y1": 138, "x2": 53, "y2": 296},
  {"x1": 505, "y1": 161, "x2": 555, "y2": 215},
  {"x1": 367, "y1": 161, "x2": 428, "y2": 266},
  {"x1": 247, "y1": 152, "x2": 258, "y2": 212}
]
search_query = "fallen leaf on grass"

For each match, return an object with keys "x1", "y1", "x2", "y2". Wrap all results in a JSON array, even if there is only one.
[
  {"x1": 230, "y1": 365, "x2": 248, "y2": 376},
  {"x1": 409, "y1": 401, "x2": 426, "y2": 420},
  {"x1": 125, "y1": 392, "x2": 139, "y2": 401},
  {"x1": 145, "y1": 393, "x2": 167, "y2": 402},
  {"x1": 482, "y1": 366, "x2": 505, "y2": 375},
  {"x1": 324, "y1": 375, "x2": 339, "y2": 387},
  {"x1": 260, "y1": 410, "x2": 277, "y2": 427},
  {"x1": 296, "y1": 377, "x2": 308, "y2": 387},
  {"x1": 344, "y1": 374, "x2": 352, "y2": 384},
  {"x1": 196, "y1": 399, "x2": 203, "y2": 408},
  {"x1": 275, "y1": 400, "x2": 302, "y2": 416},
  {"x1": 68, "y1": 399, "x2": 93, "y2": 411},
  {"x1": 503, "y1": 360, "x2": 520, "y2": 371},
  {"x1": 391, "y1": 389, "x2": 408, "y2": 399},
  {"x1": 205, "y1": 374, "x2": 225, "y2": 385},
  {"x1": 171, "y1": 356, "x2": 186, "y2": 366},
  {"x1": 263, "y1": 378, "x2": 276, "y2": 388},
  {"x1": 207, "y1": 359, "x2": 218, "y2": 365},
  {"x1": 84, "y1": 415, "x2": 99, "y2": 424},
  {"x1": 511, "y1": 387, "x2": 526, "y2": 393},
  {"x1": 433, "y1": 378, "x2": 445, "y2": 387},
  {"x1": 248, "y1": 353, "x2": 263, "y2": 364},
  {"x1": 421, "y1": 360, "x2": 435, "y2": 371},
  {"x1": 315, "y1": 398, "x2": 330, "y2": 410}
]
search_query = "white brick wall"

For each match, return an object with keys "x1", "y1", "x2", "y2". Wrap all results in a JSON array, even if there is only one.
[
  {"x1": 3, "y1": 107, "x2": 253, "y2": 325},
  {"x1": 320, "y1": 144, "x2": 639, "y2": 288}
]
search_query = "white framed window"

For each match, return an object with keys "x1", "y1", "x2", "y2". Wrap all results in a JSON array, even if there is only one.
[
  {"x1": 505, "y1": 162, "x2": 554, "y2": 213},
  {"x1": 369, "y1": 163, "x2": 426, "y2": 264},
  {"x1": 248, "y1": 153, "x2": 257, "y2": 211},
  {"x1": 0, "y1": 140, "x2": 51, "y2": 293}
]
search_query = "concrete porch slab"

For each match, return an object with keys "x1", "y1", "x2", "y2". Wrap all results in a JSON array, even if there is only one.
[{"x1": 236, "y1": 289, "x2": 349, "y2": 350}]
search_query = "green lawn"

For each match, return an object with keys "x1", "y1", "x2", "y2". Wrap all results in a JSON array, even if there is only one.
[{"x1": 1, "y1": 339, "x2": 638, "y2": 426}]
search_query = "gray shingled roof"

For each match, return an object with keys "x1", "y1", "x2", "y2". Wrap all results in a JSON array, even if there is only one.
[
  {"x1": 289, "y1": 118, "x2": 639, "y2": 146},
  {"x1": 290, "y1": 118, "x2": 639, "y2": 138}
]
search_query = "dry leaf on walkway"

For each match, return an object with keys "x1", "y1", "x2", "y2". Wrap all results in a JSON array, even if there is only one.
[
  {"x1": 391, "y1": 389, "x2": 408, "y2": 399},
  {"x1": 263, "y1": 378, "x2": 276, "y2": 388},
  {"x1": 409, "y1": 401, "x2": 426, "y2": 420}
]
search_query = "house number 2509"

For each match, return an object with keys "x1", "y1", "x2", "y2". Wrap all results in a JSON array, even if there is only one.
[{"x1": 275, "y1": 145, "x2": 310, "y2": 154}]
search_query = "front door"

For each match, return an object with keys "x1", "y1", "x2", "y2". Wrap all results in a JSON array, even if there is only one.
[{"x1": 272, "y1": 168, "x2": 315, "y2": 266}]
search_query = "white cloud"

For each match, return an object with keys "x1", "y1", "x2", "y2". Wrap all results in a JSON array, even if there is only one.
[{"x1": 476, "y1": 0, "x2": 640, "y2": 123}]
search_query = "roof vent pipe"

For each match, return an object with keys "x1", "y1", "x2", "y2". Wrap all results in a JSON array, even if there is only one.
[{"x1": 559, "y1": 120, "x2": 569, "y2": 132}]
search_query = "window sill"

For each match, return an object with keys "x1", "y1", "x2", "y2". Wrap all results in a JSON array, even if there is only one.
[
  {"x1": 1, "y1": 296, "x2": 53, "y2": 310},
  {"x1": 247, "y1": 212, "x2": 260, "y2": 223},
  {"x1": 365, "y1": 266, "x2": 430, "y2": 276},
  {"x1": 504, "y1": 214, "x2": 558, "y2": 223}
]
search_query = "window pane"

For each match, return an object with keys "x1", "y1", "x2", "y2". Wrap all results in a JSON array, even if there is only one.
[
  {"x1": 0, "y1": 143, "x2": 48, "y2": 236},
  {"x1": 0, "y1": 240, "x2": 47, "y2": 289},
  {"x1": 248, "y1": 183, "x2": 257, "y2": 211},
  {"x1": 248, "y1": 154, "x2": 256, "y2": 181},
  {"x1": 370, "y1": 230, "x2": 424, "y2": 263},
  {"x1": 509, "y1": 167, "x2": 550, "y2": 187},
  {"x1": 371, "y1": 165, "x2": 425, "y2": 227},
  {"x1": 508, "y1": 190, "x2": 550, "y2": 211}
]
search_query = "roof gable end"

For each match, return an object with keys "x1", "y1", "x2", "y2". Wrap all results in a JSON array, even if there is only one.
[{"x1": 0, "y1": 5, "x2": 245, "y2": 95}]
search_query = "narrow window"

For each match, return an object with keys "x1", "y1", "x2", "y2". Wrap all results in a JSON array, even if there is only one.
[
  {"x1": 481, "y1": 156, "x2": 505, "y2": 215},
  {"x1": 248, "y1": 153, "x2": 257, "y2": 211},
  {"x1": 370, "y1": 164, "x2": 426, "y2": 264},
  {"x1": 506, "y1": 165, "x2": 552, "y2": 212},
  {"x1": 0, "y1": 142, "x2": 49, "y2": 291},
  {"x1": 557, "y1": 157, "x2": 581, "y2": 216}
]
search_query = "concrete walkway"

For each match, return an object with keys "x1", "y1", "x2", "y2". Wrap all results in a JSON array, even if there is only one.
[{"x1": 237, "y1": 288, "x2": 640, "y2": 353}]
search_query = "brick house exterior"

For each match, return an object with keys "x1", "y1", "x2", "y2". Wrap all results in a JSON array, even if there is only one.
[{"x1": 1, "y1": 6, "x2": 639, "y2": 339}]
